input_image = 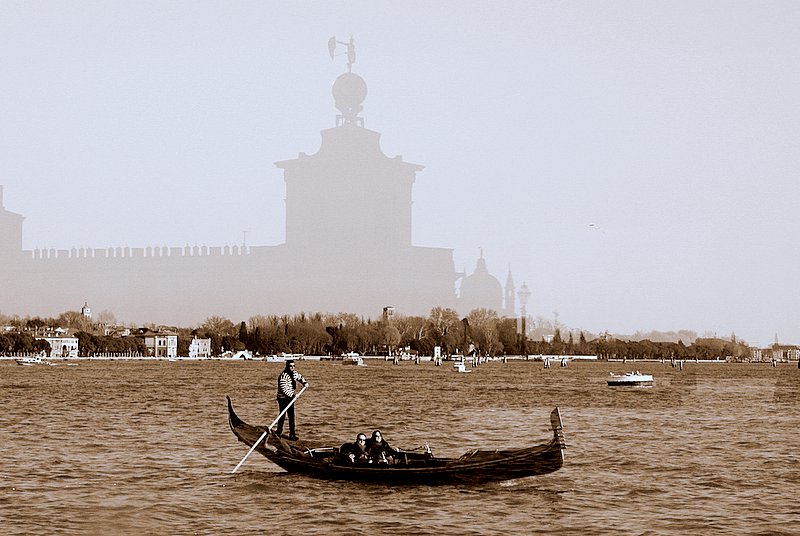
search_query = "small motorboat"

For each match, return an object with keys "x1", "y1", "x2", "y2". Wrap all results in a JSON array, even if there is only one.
[
  {"x1": 607, "y1": 371, "x2": 653, "y2": 387},
  {"x1": 15, "y1": 356, "x2": 53, "y2": 366},
  {"x1": 342, "y1": 353, "x2": 366, "y2": 366}
]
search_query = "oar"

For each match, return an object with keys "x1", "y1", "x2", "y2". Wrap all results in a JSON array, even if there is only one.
[{"x1": 231, "y1": 384, "x2": 308, "y2": 474}]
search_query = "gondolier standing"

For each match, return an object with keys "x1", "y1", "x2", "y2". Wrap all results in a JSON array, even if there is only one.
[{"x1": 275, "y1": 359, "x2": 308, "y2": 440}]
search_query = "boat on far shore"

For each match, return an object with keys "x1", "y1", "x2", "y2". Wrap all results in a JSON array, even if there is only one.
[
  {"x1": 607, "y1": 371, "x2": 653, "y2": 387},
  {"x1": 15, "y1": 355, "x2": 55, "y2": 366},
  {"x1": 341, "y1": 352, "x2": 365, "y2": 366}
]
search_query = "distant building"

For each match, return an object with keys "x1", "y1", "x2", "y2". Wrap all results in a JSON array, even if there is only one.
[
  {"x1": 138, "y1": 330, "x2": 178, "y2": 359},
  {"x1": 458, "y1": 252, "x2": 511, "y2": 315},
  {"x1": 81, "y1": 302, "x2": 92, "y2": 320},
  {"x1": 188, "y1": 337, "x2": 212, "y2": 359},
  {"x1": 38, "y1": 336, "x2": 79, "y2": 358},
  {"x1": 0, "y1": 186, "x2": 24, "y2": 262},
  {"x1": 0, "y1": 41, "x2": 518, "y2": 325},
  {"x1": 104, "y1": 326, "x2": 131, "y2": 337},
  {"x1": 771, "y1": 345, "x2": 800, "y2": 362}
]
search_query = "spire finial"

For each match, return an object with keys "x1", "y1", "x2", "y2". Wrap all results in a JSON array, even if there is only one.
[{"x1": 328, "y1": 36, "x2": 356, "y2": 73}]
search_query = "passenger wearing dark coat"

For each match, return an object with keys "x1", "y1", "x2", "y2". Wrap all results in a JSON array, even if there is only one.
[
  {"x1": 339, "y1": 433, "x2": 370, "y2": 463},
  {"x1": 366, "y1": 430, "x2": 397, "y2": 464}
]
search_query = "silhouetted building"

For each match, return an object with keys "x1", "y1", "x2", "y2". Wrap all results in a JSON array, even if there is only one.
[
  {"x1": 458, "y1": 251, "x2": 505, "y2": 314},
  {"x1": 0, "y1": 45, "x2": 516, "y2": 324},
  {"x1": 0, "y1": 186, "x2": 24, "y2": 262}
]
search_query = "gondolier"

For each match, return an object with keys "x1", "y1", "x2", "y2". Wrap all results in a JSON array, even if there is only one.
[{"x1": 275, "y1": 359, "x2": 308, "y2": 440}]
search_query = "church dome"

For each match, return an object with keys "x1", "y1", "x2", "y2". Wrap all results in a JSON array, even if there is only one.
[{"x1": 459, "y1": 255, "x2": 503, "y2": 313}]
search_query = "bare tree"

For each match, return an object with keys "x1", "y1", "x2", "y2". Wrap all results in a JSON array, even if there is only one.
[
  {"x1": 200, "y1": 316, "x2": 237, "y2": 338},
  {"x1": 428, "y1": 306, "x2": 460, "y2": 352}
]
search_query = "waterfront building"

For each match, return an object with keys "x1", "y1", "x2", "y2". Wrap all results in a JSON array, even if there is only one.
[
  {"x1": 38, "y1": 336, "x2": 79, "y2": 358},
  {"x1": 188, "y1": 337, "x2": 212, "y2": 359},
  {"x1": 770, "y1": 345, "x2": 800, "y2": 362},
  {"x1": 137, "y1": 329, "x2": 178, "y2": 359}
]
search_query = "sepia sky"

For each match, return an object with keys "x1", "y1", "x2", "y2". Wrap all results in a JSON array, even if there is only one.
[{"x1": 1, "y1": 1, "x2": 798, "y2": 347}]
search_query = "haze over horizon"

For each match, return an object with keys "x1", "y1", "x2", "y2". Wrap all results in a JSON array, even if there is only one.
[{"x1": 1, "y1": 2, "x2": 798, "y2": 347}]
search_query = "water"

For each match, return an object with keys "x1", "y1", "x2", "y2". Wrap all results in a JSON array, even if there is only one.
[{"x1": 2, "y1": 359, "x2": 798, "y2": 535}]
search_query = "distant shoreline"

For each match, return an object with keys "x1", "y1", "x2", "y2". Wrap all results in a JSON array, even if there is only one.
[{"x1": 3, "y1": 355, "x2": 798, "y2": 365}]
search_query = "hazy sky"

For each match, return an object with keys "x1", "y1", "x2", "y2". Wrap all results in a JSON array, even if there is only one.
[{"x1": 1, "y1": 1, "x2": 798, "y2": 347}]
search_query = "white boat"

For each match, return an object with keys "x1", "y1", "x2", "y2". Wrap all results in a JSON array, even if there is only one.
[
  {"x1": 607, "y1": 371, "x2": 653, "y2": 387},
  {"x1": 454, "y1": 361, "x2": 471, "y2": 373},
  {"x1": 15, "y1": 356, "x2": 54, "y2": 366},
  {"x1": 342, "y1": 353, "x2": 365, "y2": 366},
  {"x1": 217, "y1": 350, "x2": 253, "y2": 360}
]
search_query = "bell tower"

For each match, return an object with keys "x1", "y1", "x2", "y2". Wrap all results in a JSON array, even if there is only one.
[{"x1": 505, "y1": 267, "x2": 516, "y2": 316}]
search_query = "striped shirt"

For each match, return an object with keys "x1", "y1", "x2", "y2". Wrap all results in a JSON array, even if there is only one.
[{"x1": 276, "y1": 370, "x2": 307, "y2": 399}]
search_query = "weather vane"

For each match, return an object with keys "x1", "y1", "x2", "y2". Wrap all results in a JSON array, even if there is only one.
[{"x1": 328, "y1": 36, "x2": 356, "y2": 72}]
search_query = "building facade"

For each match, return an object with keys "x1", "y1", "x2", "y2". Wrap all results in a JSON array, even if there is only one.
[
  {"x1": 38, "y1": 336, "x2": 79, "y2": 358},
  {"x1": 138, "y1": 330, "x2": 178, "y2": 359},
  {"x1": 188, "y1": 337, "x2": 212, "y2": 359}
]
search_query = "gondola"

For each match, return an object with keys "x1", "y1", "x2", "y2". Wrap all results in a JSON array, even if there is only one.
[{"x1": 227, "y1": 396, "x2": 566, "y2": 483}]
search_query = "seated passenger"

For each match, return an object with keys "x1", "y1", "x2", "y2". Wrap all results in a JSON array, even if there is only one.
[
  {"x1": 366, "y1": 430, "x2": 397, "y2": 464},
  {"x1": 338, "y1": 433, "x2": 370, "y2": 463}
]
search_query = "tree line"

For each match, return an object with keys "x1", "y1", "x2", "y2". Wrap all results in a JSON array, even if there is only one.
[
  {"x1": 0, "y1": 331, "x2": 51, "y2": 355},
  {"x1": 1, "y1": 308, "x2": 754, "y2": 360},
  {"x1": 189, "y1": 309, "x2": 752, "y2": 360}
]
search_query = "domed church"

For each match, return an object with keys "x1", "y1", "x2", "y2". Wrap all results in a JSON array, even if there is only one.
[{"x1": 457, "y1": 250, "x2": 516, "y2": 317}]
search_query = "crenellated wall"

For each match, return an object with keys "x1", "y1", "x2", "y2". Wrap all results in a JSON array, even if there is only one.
[{"x1": 26, "y1": 245, "x2": 250, "y2": 260}]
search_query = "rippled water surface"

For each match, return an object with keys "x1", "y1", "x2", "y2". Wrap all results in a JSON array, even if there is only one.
[{"x1": 2, "y1": 359, "x2": 798, "y2": 535}]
